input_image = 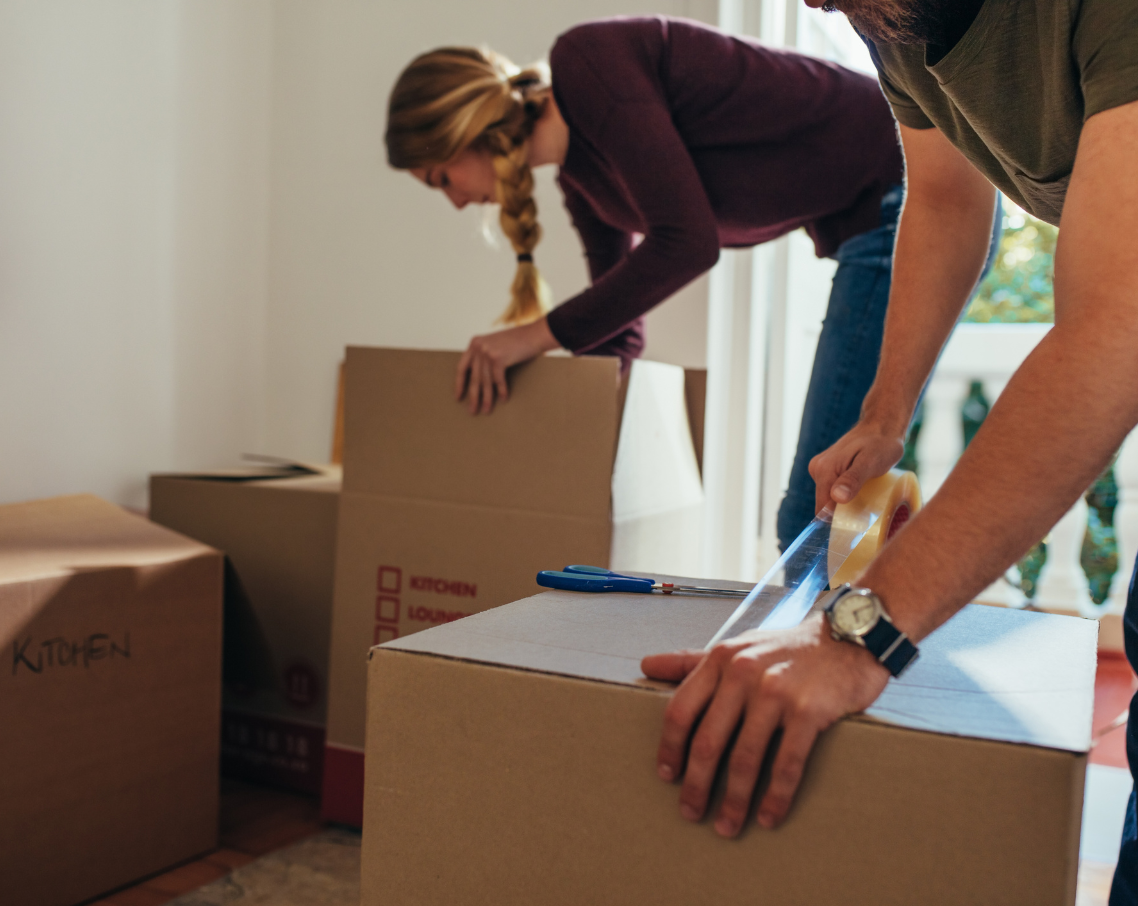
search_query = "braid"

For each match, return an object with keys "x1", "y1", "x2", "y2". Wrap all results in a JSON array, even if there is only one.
[
  {"x1": 491, "y1": 130, "x2": 551, "y2": 325},
  {"x1": 386, "y1": 48, "x2": 553, "y2": 326}
]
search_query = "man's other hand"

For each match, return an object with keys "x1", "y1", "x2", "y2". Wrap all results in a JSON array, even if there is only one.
[
  {"x1": 641, "y1": 613, "x2": 890, "y2": 836},
  {"x1": 808, "y1": 421, "x2": 906, "y2": 513}
]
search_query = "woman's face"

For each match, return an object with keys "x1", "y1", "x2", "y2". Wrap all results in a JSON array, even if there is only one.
[{"x1": 412, "y1": 148, "x2": 497, "y2": 209}]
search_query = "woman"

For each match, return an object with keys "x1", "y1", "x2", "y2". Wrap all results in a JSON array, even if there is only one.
[{"x1": 386, "y1": 16, "x2": 996, "y2": 551}]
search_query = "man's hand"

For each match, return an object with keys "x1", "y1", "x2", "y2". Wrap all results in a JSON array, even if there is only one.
[
  {"x1": 808, "y1": 422, "x2": 906, "y2": 513},
  {"x1": 806, "y1": 125, "x2": 996, "y2": 510},
  {"x1": 642, "y1": 613, "x2": 889, "y2": 837},
  {"x1": 455, "y1": 317, "x2": 560, "y2": 415}
]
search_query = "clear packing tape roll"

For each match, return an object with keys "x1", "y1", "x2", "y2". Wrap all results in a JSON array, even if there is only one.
[{"x1": 706, "y1": 469, "x2": 922, "y2": 648}]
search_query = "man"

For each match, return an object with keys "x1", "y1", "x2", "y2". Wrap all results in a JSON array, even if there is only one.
[{"x1": 640, "y1": 0, "x2": 1138, "y2": 898}]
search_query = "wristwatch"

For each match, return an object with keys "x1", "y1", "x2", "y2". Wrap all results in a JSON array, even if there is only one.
[{"x1": 820, "y1": 584, "x2": 919, "y2": 678}]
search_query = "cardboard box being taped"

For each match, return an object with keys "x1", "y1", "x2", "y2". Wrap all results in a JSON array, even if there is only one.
[
  {"x1": 363, "y1": 581, "x2": 1096, "y2": 906},
  {"x1": 0, "y1": 495, "x2": 223, "y2": 906},
  {"x1": 323, "y1": 348, "x2": 705, "y2": 824},
  {"x1": 149, "y1": 463, "x2": 340, "y2": 794}
]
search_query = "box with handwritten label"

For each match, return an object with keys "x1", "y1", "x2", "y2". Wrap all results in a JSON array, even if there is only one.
[{"x1": 0, "y1": 494, "x2": 222, "y2": 906}]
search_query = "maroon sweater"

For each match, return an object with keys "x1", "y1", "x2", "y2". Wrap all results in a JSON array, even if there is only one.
[{"x1": 545, "y1": 17, "x2": 904, "y2": 364}]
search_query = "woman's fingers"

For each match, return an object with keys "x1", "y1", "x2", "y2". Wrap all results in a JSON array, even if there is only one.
[
  {"x1": 492, "y1": 358, "x2": 509, "y2": 404},
  {"x1": 467, "y1": 356, "x2": 483, "y2": 414},
  {"x1": 455, "y1": 347, "x2": 474, "y2": 402},
  {"x1": 478, "y1": 357, "x2": 496, "y2": 415}
]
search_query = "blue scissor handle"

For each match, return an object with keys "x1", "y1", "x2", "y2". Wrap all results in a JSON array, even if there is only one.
[
  {"x1": 536, "y1": 570, "x2": 654, "y2": 594},
  {"x1": 563, "y1": 564, "x2": 643, "y2": 581}
]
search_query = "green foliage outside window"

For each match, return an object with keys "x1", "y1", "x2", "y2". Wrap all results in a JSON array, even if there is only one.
[{"x1": 963, "y1": 200, "x2": 1057, "y2": 324}]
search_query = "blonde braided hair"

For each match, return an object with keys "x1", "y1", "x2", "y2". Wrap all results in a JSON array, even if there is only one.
[{"x1": 386, "y1": 47, "x2": 552, "y2": 325}]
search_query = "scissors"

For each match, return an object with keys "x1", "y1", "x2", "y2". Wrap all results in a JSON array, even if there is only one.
[{"x1": 536, "y1": 564, "x2": 751, "y2": 597}]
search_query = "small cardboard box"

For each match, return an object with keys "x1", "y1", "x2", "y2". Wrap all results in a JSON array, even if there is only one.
[
  {"x1": 324, "y1": 348, "x2": 704, "y2": 824},
  {"x1": 363, "y1": 580, "x2": 1095, "y2": 905},
  {"x1": 149, "y1": 464, "x2": 341, "y2": 794},
  {"x1": 0, "y1": 495, "x2": 223, "y2": 906}
]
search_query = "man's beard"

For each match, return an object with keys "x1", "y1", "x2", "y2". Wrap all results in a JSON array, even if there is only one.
[{"x1": 821, "y1": 0, "x2": 943, "y2": 45}]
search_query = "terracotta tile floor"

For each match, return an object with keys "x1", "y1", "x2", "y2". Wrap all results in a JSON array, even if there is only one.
[
  {"x1": 1079, "y1": 653, "x2": 1137, "y2": 906},
  {"x1": 85, "y1": 778, "x2": 322, "y2": 906},
  {"x1": 1092, "y1": 653, "x2": 1137, "y2": 769}
]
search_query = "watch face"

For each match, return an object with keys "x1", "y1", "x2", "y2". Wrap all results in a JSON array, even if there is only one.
[{"x1": 831, "y1": 591, "x2": 882, "y2": 637}]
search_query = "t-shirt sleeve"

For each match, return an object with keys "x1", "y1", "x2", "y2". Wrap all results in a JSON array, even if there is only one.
[
  {"x1": 545, "y1": 96, "x2": 721, "y2": 354},
  {"x1": 864, "y1": 38, "x2": 935, "y2": 130},
  {"x1": 1074, "y1": 0, "x2": 1138, "y2": 120}
]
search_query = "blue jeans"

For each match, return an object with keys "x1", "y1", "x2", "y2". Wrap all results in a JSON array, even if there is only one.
[
  {"x1": 1110, "y1": 558, "x2": 1138, "y2": 903},
  {"x1": 775, "y1": 185, "x2": 1002, "y2": 551}
]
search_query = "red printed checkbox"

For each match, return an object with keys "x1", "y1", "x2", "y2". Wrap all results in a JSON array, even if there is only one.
[
  {"x1": 374, "y1": 625, "x2": 399, "y2": 645},
  {"x1": 377, "y1": 565, "x2": 402, "y2": 594},
  {"x1": 375, "y1": 596, "x2": 399, "y2": 624}
]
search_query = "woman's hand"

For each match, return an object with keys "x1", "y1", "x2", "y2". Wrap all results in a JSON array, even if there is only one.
[
  {"x1": 455, "y1": 317, "x2": 561, "y2": 415},
  {"x1": 642, "y1": 613, "x2": 890, "y2": 837}
]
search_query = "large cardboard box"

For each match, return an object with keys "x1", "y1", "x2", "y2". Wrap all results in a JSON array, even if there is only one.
[
  {"x1": 150, "y1": 464, "x2": 340, "y2": 794},
  {"x1": 324, "y1": 348, "x2": 704, "y2": 823},
  {"x1": 0, "y1": 495, "x2": 223, "y2": 906},
  {"x1": 364, "y1": 580, "x2": 1095, "y2": 905}
]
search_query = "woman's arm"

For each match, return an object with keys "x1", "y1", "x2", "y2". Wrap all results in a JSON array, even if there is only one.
[
  {"x1": 545, "y1": 98, "x2": 721, "y2": 352},
  {"x1": 561, "y1": 182, "x2": 633, "y2": 285},
  {"x1": 454, "y1": 184, "x2": 635, "y2": 415}
]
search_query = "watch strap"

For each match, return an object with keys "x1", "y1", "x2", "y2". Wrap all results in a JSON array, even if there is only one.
[{"x1": 861, "y1": 615, "x2": 919, "y2": 677}]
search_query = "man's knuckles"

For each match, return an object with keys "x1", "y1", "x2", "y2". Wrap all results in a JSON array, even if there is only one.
[
  {"x1": 661, "y1": 698, "x2": 699, "y2": 736},
  {"x1": 687, "y1": 734, "x2": 725, "y2": 768},
  {"x1": 726, "y1": 741, "x2": 764, "y2": 777}
]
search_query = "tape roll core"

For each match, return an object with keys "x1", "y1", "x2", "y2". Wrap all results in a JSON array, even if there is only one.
[
  {"x1": 828, "y1": 470, "x2": 921, "y2": 588},
  {"x1": 887, "y1": 503, "x2": 911, "y2": 541}
]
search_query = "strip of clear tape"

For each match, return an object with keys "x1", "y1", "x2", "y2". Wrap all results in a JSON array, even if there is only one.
[{"x1": 705, "y1": 506, "x2": 879, "y2": 649}]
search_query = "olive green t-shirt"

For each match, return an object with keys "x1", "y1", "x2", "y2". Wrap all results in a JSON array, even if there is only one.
[{"x1": 867, "y1": 0, "x2": 1138, "y2": 225}]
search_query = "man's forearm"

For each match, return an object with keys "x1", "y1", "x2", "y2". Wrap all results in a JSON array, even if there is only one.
[
  {"x1": 861, "y1": 181, "x2": 996, "y2": 436},
  {"x1": 864, "y1": 313, "x2": 1138, "y2": 641},
  {"x1": 863, "y1": 101, "x2": 1138, "y2": 643}
]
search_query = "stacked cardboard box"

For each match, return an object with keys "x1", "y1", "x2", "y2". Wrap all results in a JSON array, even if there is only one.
[
  {"x1": 150, "y1": 464, "x2": 341, "y2": 794},
  {"x1": 363, "y1": 580, "x2": 1096, "y2": 905},
  {"x1": 323, "y1": 348, "x2": 705, "y2": 824},
  {"x1": 0, "y1": 495, "x2": 223, "y2": 906}
]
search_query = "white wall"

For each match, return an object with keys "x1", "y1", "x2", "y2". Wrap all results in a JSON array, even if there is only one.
[
  {"x1": 0, "y1": 1, "x2": 271, "y2": 508},
  {"x1": 263, "y1": 0, "x2": 715, "y2": 462},
  {"x1": 0, "y1": 0, "x2": 715, "y2": 506}
]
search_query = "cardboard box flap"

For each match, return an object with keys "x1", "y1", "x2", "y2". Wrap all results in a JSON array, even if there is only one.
[
  {"x1": 152, "y1": 465, "x2": 341, "y2": 492},
  {"x1": 861, "y1": 601, "x2": 1096, "y2": 752},
  {"x1": 0, "y1": 495, "x2": 212, "y2": 585},
  {"x1": 381, "y1": 582, "x2": 1096, "y2": 753},
  {"x1": 611, "y1": 361, "x2": 703, "y2": 523},
  {"x1": 343, "y1": 347, "x2": 621, "y2": 519},
  {"x1": 153, "y1": 459, "x2": 340, "y2": 487}
]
